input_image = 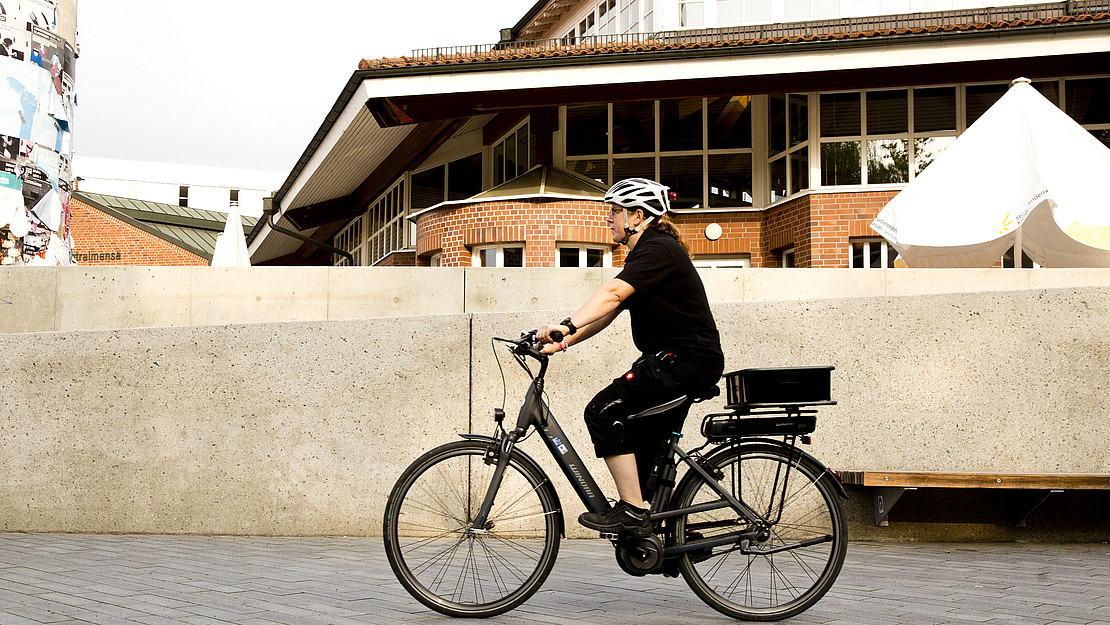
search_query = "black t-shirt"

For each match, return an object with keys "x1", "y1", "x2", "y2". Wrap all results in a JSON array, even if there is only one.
[{"x1": 615, "y1": 228, "x2": 724, "y2": 368}]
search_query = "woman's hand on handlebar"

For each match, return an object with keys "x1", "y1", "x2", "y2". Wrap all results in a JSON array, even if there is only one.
[{"x1": 536, "y1": 323, "x2": 568, "y2": 345}]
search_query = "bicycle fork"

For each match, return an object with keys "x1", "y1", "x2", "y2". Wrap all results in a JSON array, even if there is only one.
[{"x1": 469, "y1": 428, "x2": 521, "y2": 531}]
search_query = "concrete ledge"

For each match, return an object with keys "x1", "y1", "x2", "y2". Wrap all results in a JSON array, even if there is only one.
[
  {"x1": 4, "y1": 267, "x2": 1110, "y2": 333},
  {"x1": 2, "y1": 286, "x2": 1107, "y2": 536}
]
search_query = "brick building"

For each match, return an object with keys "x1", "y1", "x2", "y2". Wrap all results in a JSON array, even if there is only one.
[
  {"x1": 246, "y1": 0, "x2": 1110, "y2": 269},
  {"x1": 70, "y1": 191, "x2": 258, "y2": 266}
]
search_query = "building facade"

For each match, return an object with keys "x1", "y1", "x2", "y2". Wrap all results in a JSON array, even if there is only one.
[{"x1": 246, "y1": 0, "x2": 1110, "y2": 269}]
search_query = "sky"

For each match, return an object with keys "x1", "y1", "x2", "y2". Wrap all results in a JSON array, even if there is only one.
[{"x1": 74, "y1": 0, "x2": 539, "y2": 176}]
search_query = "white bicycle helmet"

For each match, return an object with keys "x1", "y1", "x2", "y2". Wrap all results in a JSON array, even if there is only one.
[{"x1": 604, "y1": 178, "x2": 670, "y2": 217}]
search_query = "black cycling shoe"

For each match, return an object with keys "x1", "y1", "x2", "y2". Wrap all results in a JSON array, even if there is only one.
[{"x1": 579, "y1": 501, "x2": 651, "y2": 533}]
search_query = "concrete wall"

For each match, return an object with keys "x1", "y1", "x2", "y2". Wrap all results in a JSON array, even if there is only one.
[
  {"x1": 2, "y1": 285, "x2": 1107, "y2": 538},
  {"x1": 4, "y1": 266, "x2": 1110, "y2": 333}
]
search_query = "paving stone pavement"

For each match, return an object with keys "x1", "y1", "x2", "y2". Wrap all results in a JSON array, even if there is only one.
[{"x1": 0, "y1": 534, "x2": 1107, "y2": 625}]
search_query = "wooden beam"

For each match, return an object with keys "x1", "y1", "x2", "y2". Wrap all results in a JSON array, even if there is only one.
[{"x1": 840, "y1": 471, "x2": 1110, "y2": 490}]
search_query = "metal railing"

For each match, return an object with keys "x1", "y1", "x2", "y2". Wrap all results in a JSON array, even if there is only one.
[{"x1": 385, "y1": 0, "x2": 1109, "y2": 66}]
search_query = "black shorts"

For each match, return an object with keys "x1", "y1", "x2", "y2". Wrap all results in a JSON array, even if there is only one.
[{"x1": 584, "y1": 351, "x2": 722, "y2": 461}]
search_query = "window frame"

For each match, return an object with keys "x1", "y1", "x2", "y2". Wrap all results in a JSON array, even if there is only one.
[
  {"x1": 471, "y1": 244, "x2": 526, "y2": 267},
  {"x1": 556, "y1": 244, "x2": 612, "y2": 268}
]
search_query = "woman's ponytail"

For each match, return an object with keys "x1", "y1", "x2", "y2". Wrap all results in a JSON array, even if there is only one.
[{"x1": 649, "y1": 215, "x2": 690, "y2": 256}]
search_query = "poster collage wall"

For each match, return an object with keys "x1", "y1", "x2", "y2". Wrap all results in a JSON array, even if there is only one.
[{"x1": 0, "y1": 0, "x2": 77, "y2": 265}]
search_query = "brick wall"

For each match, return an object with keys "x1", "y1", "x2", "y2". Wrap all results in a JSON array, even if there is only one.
[
  {"x1": 415, "y1": 199, "x2": 623, "y2": 267},
  {"x1": 809, "y1": 191, "x2": 899, "y2": 267},
  {"x1": 69, "y1": 199, "x2": 208, "y2": 266},
  {"x1": 412, "y1": 191, "x2": 896, "y2": 269}
]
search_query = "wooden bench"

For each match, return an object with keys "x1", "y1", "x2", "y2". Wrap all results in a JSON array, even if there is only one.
[{"x1": 839, "y1": 471, "x2": 1110, "y2": 527}]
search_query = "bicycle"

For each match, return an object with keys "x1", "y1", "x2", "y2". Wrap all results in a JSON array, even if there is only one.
[{"x1": 383, "y1": 330, "x2": 848, "y2": 621}]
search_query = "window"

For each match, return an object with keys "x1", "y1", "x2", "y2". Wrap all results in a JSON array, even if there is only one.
[
  {"x1": 598, "y1": 0, "x2": 618, "y2": 35},
  {"x1": 472, "y1": 245, "x2": 525, "y2": 267},
  {"x1": 333, "y1": 215, "x2": 364, "y2": 267},
  {"x1": 229, "y1": 189, "x2": 240, "y2": 207},
  {"x1": 558, "y1": 245, "x2": 610, "y2": 267},
  {"x1": 717, "y1": 0, "x2": 743, "y2": 24},
  {"x1": 178, "y1": 185, "x2": 189, "y2": 207},
  {"x1": 680, "y1": 0, "x2": 704, "y2": 27},
  {"x1": 429, "y1": 252, "x2": 442, "y2": 267},
  {"x1": 493, "y1": 123, "x2": 535, "y2": 186},
  {"x1": 620, "y1": 0, "x2": 641, "y2": 33},
  {"x1": 566, "y1": 95, "x2": 754, "y2": 209},
  {"x1": 692, "y1": 254, "x2": 750, "y2": 268},
  {"x1": 780, "y1": 248, "x2": 795, "y2": 268},
  {"x1": 848, "y1": 238, "x2": 896, "y2": 268},
  {"x1": 768, "y1": 93, "x2": 809, "y2": 202},
  {"x1": 820, "y1": 87, "x2": 956, "y2": 187},
  {"x1": 365, "y1": 179, "x2": 407, "y2": 266}
]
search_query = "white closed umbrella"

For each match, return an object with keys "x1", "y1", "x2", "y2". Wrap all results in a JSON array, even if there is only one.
[
  {"x1": 871, "y1": 79, "x2": 1110, "y2": 268},
  {"x1": 210, "y1": 204, "x2": 252, "y2": 267}
]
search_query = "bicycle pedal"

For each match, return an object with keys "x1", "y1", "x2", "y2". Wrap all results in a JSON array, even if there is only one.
[{"x1": 599, "y1": 531, "x2": 619, "y2": 540}]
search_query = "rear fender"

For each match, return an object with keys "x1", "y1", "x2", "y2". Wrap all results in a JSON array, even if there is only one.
[{"x1": 700, "y1": 438, "x2": 849, "y2": 500}]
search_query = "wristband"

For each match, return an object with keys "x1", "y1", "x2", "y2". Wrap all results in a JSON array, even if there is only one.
[
  {"x1": 558, "y1": 340, "x2": 568, "y2": 352},
  {"x1": 560, "y1": 317, "x2": 577, "y2": 336}
]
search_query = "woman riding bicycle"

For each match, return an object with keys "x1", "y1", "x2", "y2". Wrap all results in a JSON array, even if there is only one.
[{"x1": 538, "y1": 177, "x2": 724, "y2": 535}]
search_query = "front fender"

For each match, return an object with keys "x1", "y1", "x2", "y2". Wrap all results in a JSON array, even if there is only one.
[{"x1": 459, "y1": 434, "x2": 567, "y2": 535}]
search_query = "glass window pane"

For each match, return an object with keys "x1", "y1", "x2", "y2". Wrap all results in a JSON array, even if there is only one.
[
  {"x1": 789, "y1": 94, "x2": 808, "y2": 147},
  {"x1": 504, "y1": 134, "x2": 518, "y2": 180},
  {"x1": 708, "y1": 153, "x2": 753, "y2": 207},
  {"x1": 707, "y1": 96, "x2": 752, "y2": 149},
  {"x1": 769, "y1": 94, "x2": 786, "y2": 155},
  {"x1": 790, "y1": 149, "x2": 808, "y2": 194},
  {"x1": 586, "y1": 248, "x2": 604, "y2": 267},
  {"x1": 613, "y1": 156, "x2": 655, "y2": 181},
  {"x1": 559, "y1": 247, "x2": 580, "y2": 267},
  {"x1": 504, "y1": 247, "x2": 524, "y2": 267},
  {"x1": 517, "y1": 125, "x2": 530, "y2": 175},
  {"x1": 769, "y1": 157, "x2": 787, "y2": 203},
  {"x1": 567, "y1": 159, "x2": 608, "y2": 185},
  {"x1": 660, "y1": 98, "x2": 703, "y2": 152},
  {"x1": 718, "y1": 0, "x2": 742, "y2": 23},
  {"x1": 659, "y1": 155, "x2": 702, "y2": 209},
  {"x1": 851, "y1": 242, "x2": 864, "y2": 268},
  {"x1": 1033, "y1": 81, "x2": 1059, "y2": 107},
  {"x1": 1093, "y1": 128, "x2": 1110, "y2": 150},
  {"x1": 869, "y1": 241, "x2": 881, "y2": 267},
  {"x1": 567, "y1": 104, "x2": 609, "y2": 156},
  {"x1": 613, "y1": 101, "x2": 655, "y2": 153},
  {"x1": 866, "y1": 139, "x2": 909, "y2": 184},
  {"x1": 913, "y1": 87, "x2": 956, "y2": 132},
  {"x1": 481, "y1": 248, "x2": 497, "y2": 267},
  {"x1": 965, "y1": 84, "x2": 1006, "y2": 126},
  {"x1": 866, "y1": 90, "x2": 908, "y2": 135},
  {"x1": 447, "y1": 153, "x2": 483, "y2": 201},
  {"x1": 493, "y1": 142, "x2": 505, "y2": 185},
  {"x1": 914, "y1": 136, "x2": 954, "y2": 175},
  {"x1": 821, "y1": 141, "x2": 862, "y2": 185},
  {"x1": 680, "y1": 1, "x2": 703, "y2": 26},
  {"x1": 411, "y1": 165, "x2": 445, "y2": 210},
  {"x1": 1065, "y1": 78, "x2": 1110, "y2": 125},
  {"x1": 820, "y1": 93, "x2": 861, "y2": 136}
]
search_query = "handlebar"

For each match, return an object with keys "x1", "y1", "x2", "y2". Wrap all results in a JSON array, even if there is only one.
[{"x1": 494, "y1": 328, "x2": 562, "y2": 358}]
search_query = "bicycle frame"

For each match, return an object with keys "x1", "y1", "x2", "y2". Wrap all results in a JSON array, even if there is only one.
[{"x1": 471, "y1": 346, "x2": 811, "y2": 557}]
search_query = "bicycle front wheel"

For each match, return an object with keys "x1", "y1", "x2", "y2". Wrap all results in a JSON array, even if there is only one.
[
  {"x1": 673, "y1": 442, "x2": 847, "y2": 621},
  {"x1": 383, "y1": 440, "x2": 561, "y2": 618}
]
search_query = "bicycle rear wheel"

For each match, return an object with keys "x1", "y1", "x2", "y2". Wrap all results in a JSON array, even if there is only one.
[
  {"x1": 673, "y1": 442, "x2": 846, "y2": 621},
  {"x1": 383, "y1": 440, "x2": 561, "y2": 618}
]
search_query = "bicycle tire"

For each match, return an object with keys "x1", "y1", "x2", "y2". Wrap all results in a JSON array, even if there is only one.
[
  {"x1": 672, "y1": 441, "x2": 847, "y2": 621},
  {"x1": 383, "y1": 440, "x2": 561, "y2": 618}
]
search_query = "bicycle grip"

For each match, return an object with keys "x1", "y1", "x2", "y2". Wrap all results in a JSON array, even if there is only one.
[{"x1": 550, "y1": 329, "x2": 564, "y2": 342}]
